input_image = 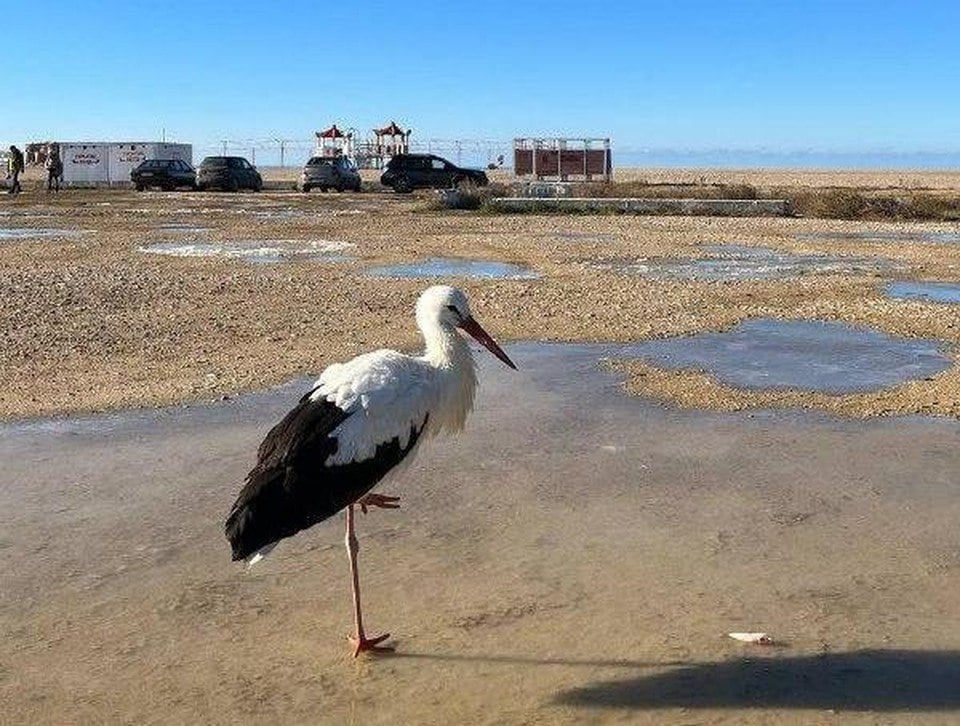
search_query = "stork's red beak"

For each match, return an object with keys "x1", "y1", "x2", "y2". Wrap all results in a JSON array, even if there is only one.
[{"x1": 458, "y1": 316, "x2": 517, "y2": 369}]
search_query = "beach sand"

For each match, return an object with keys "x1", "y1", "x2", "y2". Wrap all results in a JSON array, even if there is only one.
[{"x1": 2, "y1": 172, "x2": 960, "y2": 722}]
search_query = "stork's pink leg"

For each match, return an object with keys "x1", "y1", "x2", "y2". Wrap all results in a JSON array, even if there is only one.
[{"x1": 345, "y1": 504, "x2": 392, "y2": 656}]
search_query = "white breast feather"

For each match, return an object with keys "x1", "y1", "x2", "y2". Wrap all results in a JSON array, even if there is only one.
[{"x1": 311, "y1": 350, "x2": 440, "y2": 466}]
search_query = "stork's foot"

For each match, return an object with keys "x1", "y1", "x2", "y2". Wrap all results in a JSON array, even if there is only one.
[
  {"x1": 348, "y1": 632, "x2": 393, "y2": 657},
  {"x1": 358, "y1": 493, "x2": 400, "y2": 514}
]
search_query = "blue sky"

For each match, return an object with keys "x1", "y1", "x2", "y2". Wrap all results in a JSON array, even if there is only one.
[{"x1": 5, "y1": 1, "x2": 960, "y2": 153}]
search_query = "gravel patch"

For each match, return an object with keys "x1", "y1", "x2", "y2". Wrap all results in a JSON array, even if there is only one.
[{"x1": 1, "y1": 181, "x2": 960, "y2": 419}]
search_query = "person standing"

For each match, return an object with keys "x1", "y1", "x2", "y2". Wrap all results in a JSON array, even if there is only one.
[
  {"x1": 6, "y1": 144, "x2": 24, "y2": 194},
  {"x1": 45, "y1": 144, "x2": 63, "y2": 192}
]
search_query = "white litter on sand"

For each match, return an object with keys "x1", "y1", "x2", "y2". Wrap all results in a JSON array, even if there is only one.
[{"x1": 728, "y1": 632, "x2": 773, "y2": 645}]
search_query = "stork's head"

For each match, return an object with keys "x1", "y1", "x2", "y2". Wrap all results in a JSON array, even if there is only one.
[{"x1": 416, "y1": 285, "x2": 516, "y2": 369}]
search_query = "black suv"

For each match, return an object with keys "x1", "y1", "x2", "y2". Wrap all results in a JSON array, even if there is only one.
[
  {"x1": 380, "y1": 154, "x2": 488, "y2": 193},
  {"x1": 196, "y1": 156, "x2": 263, "y2": 192},
  {"x1": 131, "y1": 159, "x2": 197, "y2": 191}
]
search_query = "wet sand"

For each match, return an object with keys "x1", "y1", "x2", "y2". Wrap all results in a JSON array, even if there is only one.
[
  {"x1": 3, "y1": 172, "x2": 960, "y2": 722},
  {"x1": 3, "y1": 344, "x2": 960, "y2": 724}
]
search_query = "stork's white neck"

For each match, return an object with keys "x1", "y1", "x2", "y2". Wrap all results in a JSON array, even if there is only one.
[
  {"x1": 419, "y1": 321, "x2": 478, "y2": 433},
  {"x1": 421, "y1": 320, "x2": 465, "y2": 366}
]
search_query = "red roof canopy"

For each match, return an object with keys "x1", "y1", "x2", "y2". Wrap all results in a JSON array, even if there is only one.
[
  {"x1": 317, "y1": 124, "x2": 346, "y2": 139},
  {"x1": 374, "y1": 121, "x2": 406, "y2": 137}
]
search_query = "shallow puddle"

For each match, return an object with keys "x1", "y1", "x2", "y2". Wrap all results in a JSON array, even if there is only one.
[
  {"x1": 0, "y1": 211, "x2": 53, "y2": 219},
  {"x1": 138, "y1": 239, "x2": 355, "y2": 263},
  {"x1": 627, "y1": 318, "x2": 951, "y2": 394},
  {"x1": 594, "y1": 244, "x2": 898, "y2": 281},
  {"x1": 0, "y1": 227, "x2": 81, "y2": 240},
  {"x1": 886, "y1": 281, "x2": 960, "y2": 304},
  {"x1": 364, "y1": 257, "x2": 540, "y2": 280},
  {"x1": 248, "y1": 209, "x2": 325, "y2": 220},
  {"x1": 153, "y1": 224, "x2": 213, "y2": 233},
  {"x1": 5, "y1": 334, "x2": 960, "y2": 726},
  {"x1": 126, "y1": 207, "x2": 226, "y2": 216},
  {"x1": 798, "y1": 231, "x2": 960, "y2": 245},
  {"x1": 550, "y1": 231, "x2": 617, "y2": 243},
  {"x1": 6, "y1": 338, "x2": 955, "y2": 440}
]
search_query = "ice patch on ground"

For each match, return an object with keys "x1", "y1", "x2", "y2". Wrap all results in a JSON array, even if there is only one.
[{"x1": 138, "y1": 239, "x2": 355, "y2": 263}]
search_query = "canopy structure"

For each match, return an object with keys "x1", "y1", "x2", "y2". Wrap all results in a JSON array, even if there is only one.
[
  {"x1": 317, "y1": 124, "x2": 346, "y2": 139},
  {"x1": 366, "y1": 121, "x2": 411, "y2": 166},
  {"x1": 314, "y1": 124, "x2": 353, "y2": 157},
  {"x1": 312, "y1": 120, "x2": 412, "y2": 168},
  {"x1": 374, "y1": 121, "x2": 406, "y2": 138}
]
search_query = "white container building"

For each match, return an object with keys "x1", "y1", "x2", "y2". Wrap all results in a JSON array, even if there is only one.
[{"x1": 60, "y1": 142, "x2": 192, "y2": 186}]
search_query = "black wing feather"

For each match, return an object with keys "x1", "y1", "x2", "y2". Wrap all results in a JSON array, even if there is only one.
[
  {"x1": 253, "y1": 385, "x2": 347, "y2": 468},
  {"x1": 224, "y1": 391, "x2": 427, "y2": 561}
]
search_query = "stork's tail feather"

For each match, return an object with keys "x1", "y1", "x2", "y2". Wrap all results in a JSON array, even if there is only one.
[
  {"x1": 225, "y1": 502, "x2": 260, "y2": 561},
  {"x1": 224, "y1": 465, "x2": 290, "y2": 561},
  {"x1": 245, "y1": 544, "x2": 275, "y2": 567}
]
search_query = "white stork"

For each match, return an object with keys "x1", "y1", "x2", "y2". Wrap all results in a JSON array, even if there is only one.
[{"x1": 225, "y1": 285, "x2": 516, "y2": 656}]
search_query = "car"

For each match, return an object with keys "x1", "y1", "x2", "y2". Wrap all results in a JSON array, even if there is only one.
[
  {"x1": 196, "y1": 156, "x2": 263, "y2": 192},
  {"x1": 300, "y1": 155, "x2": 362, "y2": 193},
  {"x1": 131, "y1": 158, "x2": 197, "y2": 191},
  {"x1": 379, "y1": 154, "x2": 488, "y2": 193}
]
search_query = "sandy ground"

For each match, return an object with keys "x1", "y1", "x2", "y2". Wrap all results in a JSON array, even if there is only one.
[
  {"x1": 2, "y1": 170, "x2": 960, "y2": 723},
  {"x1": 255, "y1": 165, "x2": 960, "y2": 190},
  {"x1": 1, "y1": 170, "x2": 960, "y2": 420},
  {"x1": 606, "y1": 166, "x2": 960, "y2": 190},
  {"x1": 4, "y1": 345, "x2": 960, "y2": 724}
]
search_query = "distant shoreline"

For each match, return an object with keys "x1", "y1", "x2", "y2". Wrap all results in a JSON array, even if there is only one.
[{"x1": 612, "y1": 151, "x2": 960, "y2": 170}]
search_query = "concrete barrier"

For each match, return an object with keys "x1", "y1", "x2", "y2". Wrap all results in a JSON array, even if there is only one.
[
  {"x1": 516, "y1": 181, "x2": 577, "y2": 198},
  {"x1": 489, "y1": 197, "x2": 792, "y2": 216}
]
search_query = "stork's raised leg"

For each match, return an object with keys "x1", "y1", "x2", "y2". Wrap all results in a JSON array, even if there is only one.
[
  {"x1": 345, "y1": 504, "x2": 393, "y2": 656},
  {"x1": 358, "y1": 492, "x2": 401, "y2": 514}
]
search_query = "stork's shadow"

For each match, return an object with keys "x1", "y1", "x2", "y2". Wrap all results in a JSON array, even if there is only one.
[{"x1": 552, "y1": 649, "x2": 960, "y2": 712}]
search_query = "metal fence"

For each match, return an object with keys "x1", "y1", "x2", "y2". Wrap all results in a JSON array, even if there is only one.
[
  {"x1": 193, "y1": 138, "x2": 512, "y2": 170},
  {"x1": 193, "y1": 139, "x2": 316, "y2": 169}
]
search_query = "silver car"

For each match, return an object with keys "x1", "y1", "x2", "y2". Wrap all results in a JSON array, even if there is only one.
[{"x1": 300, "y1": 156, "x2": 361, "y2": 193}]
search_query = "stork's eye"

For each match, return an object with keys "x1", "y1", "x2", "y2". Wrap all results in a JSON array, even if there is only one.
[{"x1": 446, "y1": 305, "x2": 460, "y2": 315}]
